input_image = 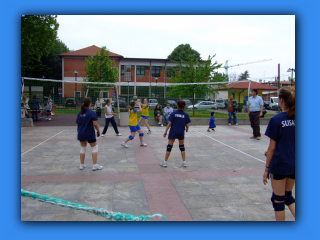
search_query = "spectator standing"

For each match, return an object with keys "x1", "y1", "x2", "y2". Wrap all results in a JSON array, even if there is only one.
[
  {"x1": 29, "y1": 94, "x2": 40, "y2": 123},
  {"x1": 95, "y1": 97, "x2": 103, "y2": 118},
  {"x1": 45, "y1": 99, "x2": 52, "y2": 121},
  {"x1": 263, "y1": 86, "x2": 295, "y2": 221},
  {"x1": 227, "y1": 95, "x2": 238, "y2": 126},
  {"x1": 247, "y1": 89, "x2": 264, "y2": 140}
]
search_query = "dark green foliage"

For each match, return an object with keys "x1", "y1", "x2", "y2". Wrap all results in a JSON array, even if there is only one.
[
  {"x1": 238, "y1": 70, "x2": 250, "y2": 80},
  {"x1": 21, "y1": 15, "x2": 59, "y2": 76},
  {"x1": 167, "y1": 44, "x2": 201, "y2": 61}
]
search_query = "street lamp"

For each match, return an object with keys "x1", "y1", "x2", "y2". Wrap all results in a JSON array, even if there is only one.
[
  {"x1": 155, "y1": 77, "x2": 158, "y2": 97},
  {"x1": 287, "y1": 68, "x2": 295, "y2": 86},
  {"x1": 74, "y1": 70, "x2": 78, "y2": 98}
]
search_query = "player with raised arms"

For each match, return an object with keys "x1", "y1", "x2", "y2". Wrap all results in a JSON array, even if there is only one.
[
  {"x1": 138, "y1": 98, "x2": 151, "y2": 134},
  {"x1": 121, "y1": 100, "x2": 147, "y2": 148},
  {"x1": 162, "y1": 100, "x2": 191, "y2": 167}
]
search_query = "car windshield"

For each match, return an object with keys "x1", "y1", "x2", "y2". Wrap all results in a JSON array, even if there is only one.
[
  {"x1": 216, "y1": 100, "x2": 223, "y2": 103},
  {"x1": 273, "y1": 98, "x2": 278, "y2": 103}
]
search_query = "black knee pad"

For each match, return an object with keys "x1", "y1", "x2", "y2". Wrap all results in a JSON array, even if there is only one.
[
  {"x1": 271, "y1": 193, "x2": 285, "y2": 211},
  {"x1": 166, "y1": 144, "x2": 173, "y2": 152},
  {"x1": 285, "y1": 191, "x2": 295, "y2": 206},
  {"x1": 179, "y1": 144, "x2": 185, "y2": 152}
]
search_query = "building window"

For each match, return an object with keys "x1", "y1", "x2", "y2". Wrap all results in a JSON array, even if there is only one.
[
  {"x1": 152, "y1": 66, "x2": 161, "y2": 77},
  {"x1": 166, "y1": 67, "x2": 179, "y2": 78},
  {"x1": 136, "y1": 66, "x2": 145, "y2": 77}
]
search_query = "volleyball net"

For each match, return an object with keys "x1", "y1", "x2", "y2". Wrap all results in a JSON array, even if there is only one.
[{"x1": 21, "y1": 77, "x2": 252, "y2": 113}]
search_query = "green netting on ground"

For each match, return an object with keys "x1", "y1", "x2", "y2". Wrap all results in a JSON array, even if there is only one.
[{"x1": 21, "y1": 189, "x2": 168, "y2": 221}]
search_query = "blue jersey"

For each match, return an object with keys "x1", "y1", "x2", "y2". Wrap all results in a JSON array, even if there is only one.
[
  {"x1": 168, "y1": 110, "x2": 191, "y2": 139},
  {"x1": 265, "y1": 112, "x2": 295, "y2": 175},
  {"x1": 209, "y1": 116, "x2": 216, "y2": 128},
  {"x1": 76, "y1": 109, "x2": 98, "y2": 141}
]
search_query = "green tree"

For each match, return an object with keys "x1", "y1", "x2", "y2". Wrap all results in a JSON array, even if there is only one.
[
  {"x1": 166, "y1": 54, "x2": 225, "y2": 116},
  {"x1": 238, "y1": 70, "x2": 250, "y2": 80},
  {"x1": 21, "y1": 15, "x2": 59, "y2": 76},
  {"x1": 167, "y1": 44, "x2": 201, "y2": 61},
  {"x1": 83, "y1": 46, "x2": 119, "y2": 95},
  {"x1": 23, "y1": 39, "x2": 70, "y2": 79}
]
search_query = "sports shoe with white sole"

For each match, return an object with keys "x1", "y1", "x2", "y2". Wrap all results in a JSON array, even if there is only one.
[
  {"x1": 101, "y1": 134, "x2": 105, "y2": 137},
  {"x1": 256, "y1": 136, "x2": 261, "y2": 140},
  {"x1": 161, "y1": 124, "x2": 163, "y2": 127},
  {"x1": 116, "y1": 133, "x2": 122, "y2": 136},
  {"x1": 79, "y1": 164, "x2": 86, "y2": 170},
  {"x1": 236, "y1": 123, "x2": 238, "y2": 126},
  {"x1": 161, "y1": 161, "x2": 167, "y2": 167},
  {"x1": 250, "y1": 136, "x2": 257, "y2": 139},
  {"x1": 48, "y1": 118, "x2": 51, "y2": 121},
  {"x1": 228, "y1": 123, "x2": 231, "y2": 126},
  {"x1": 147, "y1": 130, "x2": 151, "y2": 134},
  {"x1": 207, "y1": 129, "x2": 211, "y2": 132},
  {"x1": 92, "y1": 164, "x2": 103, "y2": 171},
  {"x1": 140, "y1": 142, "x2": 147, "y2": 147},
  {"x1": 121, "y1": 142, "x2": 129, "y2": 148},
  {"x1": 182, "y1": 161, "x2": 187, "y2": 167}
]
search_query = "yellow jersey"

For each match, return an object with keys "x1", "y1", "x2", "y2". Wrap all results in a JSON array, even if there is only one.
[
  {"x1": 129, "y1": 108, "x2": 138, "y2": 126},
  {"x1": 141, "y1": 104, "x2": 149, "y2": 116}
]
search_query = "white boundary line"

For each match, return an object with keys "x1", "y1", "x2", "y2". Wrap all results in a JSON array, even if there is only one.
[
  {"x1": 21, "y1": 130, "x2": 65, "y2": 156},
  {"x1": 193, "y1": 129, "x2": 265, "y2": 163}
]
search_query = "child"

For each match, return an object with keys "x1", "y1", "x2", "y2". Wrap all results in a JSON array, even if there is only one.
[
  {"x1": 162, "y1": 100, "x2": 191, "y2": 167},
  {"x1": 76, "y1": 98, "x2": 102, "y2": 171},
  {"x1": 263, "y1": 86, "x2": 295, "y2": 221},
  {"x1": 138, "y1": 98, "x2": 151, "y2": 134},
  {"x1": 121, "y1": 101, "x2": 147, "y2": 148},
  {"x1": 207, "y1": 111, "x2": 216, "y2": 132},
  {"x1": 45, "y1": 99, "x2": 52, "y2": 121},
  {"x1": 101, "y1": 99, "x2": 121, "y2": 137}
]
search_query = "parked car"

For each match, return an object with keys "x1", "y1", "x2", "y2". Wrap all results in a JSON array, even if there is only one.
[
  {"x1": 65, "y1": 98, "x2": 77, "y2": 107},
  {"x1": 269, "y1": 97, "x2": 279, "y2": 110},
  {"x1": 180, "y1": 99, "x2": 192, "y2": 106},
  {"x1": 148, "y1": 99, "x2": 158, "y2": 108},
  {"x1": 187, "y1": 101, "x2": 217, "y2": 110},
  {"x1": 212, "y1": 98, "x2": 225, "y2": 108},
  {"x1": 163, "y1": 100, "x2": 178, "y2": 109}
]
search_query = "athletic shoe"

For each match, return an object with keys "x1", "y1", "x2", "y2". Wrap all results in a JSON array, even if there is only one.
[
  {"x1": 228, "y1": 123, "x2": 231, "y2": 126},
  {"x1": 182, "y1": 161, "x2": 187, "y2": 167},
  {"x1": 121, "y1": 142, "x2": 129, "y2": 148},
  {"x1": 79, "y1": 164, "x2": 86, "y2": 170},
  {"x1": 140, "y1": 142, "x2": 147, "y2": 147},
  {"x1": 147, "y1": 130, "x2": 151, "y2": 134},
  {"x1": 207, "y1": 129, "x2": 211, "y2": 132},
  {"x1": 48, "y1": 118, "x2": 51, "y2": 121},
  {"x1": 236, "y1": 123, "x2": 238, "y2": 126},
  {"x1": 161, "y1": 124, "x2": 163, "y2": 127},
  {"x1": 161, "y1": 161, "x2": 167, "y2": 167},
  {"x1": 116, "y1": 133, "x2": 122, "y2": 136},
  {"x1": 101, "y1": 134, "x2": 105, "y2": 137},
  {"x1": 256, "y1": 136, "x2": 261, "y2": 140},
  {"x1": 211, "y1": 128, "x2": 215, "y2": 131},
  {"x1": 92, "y1": 164, "x2": 103, "y2": 171},
  {"x1": 250, "y1": 136, "x2": 257, "y2": 139}
]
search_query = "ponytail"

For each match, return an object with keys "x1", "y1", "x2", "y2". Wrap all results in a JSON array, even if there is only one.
[
  {"x1": 278, "y1": 87, "x2": 295, "y2": 117},
  {"x1": 81, "y1": 98, "x2": 92, "y2": 115}
]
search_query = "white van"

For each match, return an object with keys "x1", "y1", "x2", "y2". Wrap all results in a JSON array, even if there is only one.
[{"x1": 269, "y1": 97, "x2": 279, "y2": 110}]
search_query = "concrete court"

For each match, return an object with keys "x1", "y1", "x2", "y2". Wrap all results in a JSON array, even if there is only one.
[{"x1": 21, "y1": 124, "x2": 295, "y2": 221}]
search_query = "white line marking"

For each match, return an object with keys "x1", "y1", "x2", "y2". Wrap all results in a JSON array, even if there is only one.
[
  {"x1": 193, "y1": 129, "x2": 265, "y2": 163},
  {"x1": 21, "y1": 130, "x2": 65, "y2": 156}
]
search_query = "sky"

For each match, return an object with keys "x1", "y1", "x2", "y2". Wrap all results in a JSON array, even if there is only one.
[{"x1": 57, "y1": 15, "x2": 295, "y2": 82}]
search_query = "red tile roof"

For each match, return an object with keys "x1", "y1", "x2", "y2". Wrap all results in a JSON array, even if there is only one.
[
  {"x1": 219, "y1": 80, "x2": 278, "y2": 90},
  {"x1": 59, "y1": 45, "x2": 123, "y2": 57}
]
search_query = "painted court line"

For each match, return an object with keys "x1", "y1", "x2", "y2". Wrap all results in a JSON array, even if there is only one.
[
  {"x1": 21, "y1": 130, "x2": 65, "y2": 156},
  {"x1": 193, "y1": 129, "x2": 265, "y2": 163}
]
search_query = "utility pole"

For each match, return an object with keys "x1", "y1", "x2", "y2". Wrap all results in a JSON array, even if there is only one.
[{"x1": 277, "y1": 64, "x2": 280, "y2": 113}]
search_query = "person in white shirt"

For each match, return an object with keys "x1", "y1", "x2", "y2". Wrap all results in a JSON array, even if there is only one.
[
  {"x1": 101, "y1": 99, "x2": 121, "y2": 137},
  {"x1": 164, "y1": 103, "x2": 173, "y2": 122},
  {"x1": 95, "y1": 97, "x2": 102, "y2": 118}
]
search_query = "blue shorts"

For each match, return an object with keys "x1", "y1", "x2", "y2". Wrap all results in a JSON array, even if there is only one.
[
  {"x1": 141, "y1": 115, "x2": 149, "y2": 119},
  {"x1": 168, "y1": 132, "x2": 184, "y2": 140},
  {"x1": 79, "y1": 139, "x2": 96, "y2": 143},
  {"x1": 129, "y1": 124, "x2": 141, "y2": 132}
]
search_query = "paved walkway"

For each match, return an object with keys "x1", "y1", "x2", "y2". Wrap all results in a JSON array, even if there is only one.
[{"x1": 21, "y1": 124, "x2": 295, "y2": 221}]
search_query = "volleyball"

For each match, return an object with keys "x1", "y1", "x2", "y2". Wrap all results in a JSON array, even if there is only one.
[{"x1": 133, "y1": 96, "x2": 137, "y2": 101}]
